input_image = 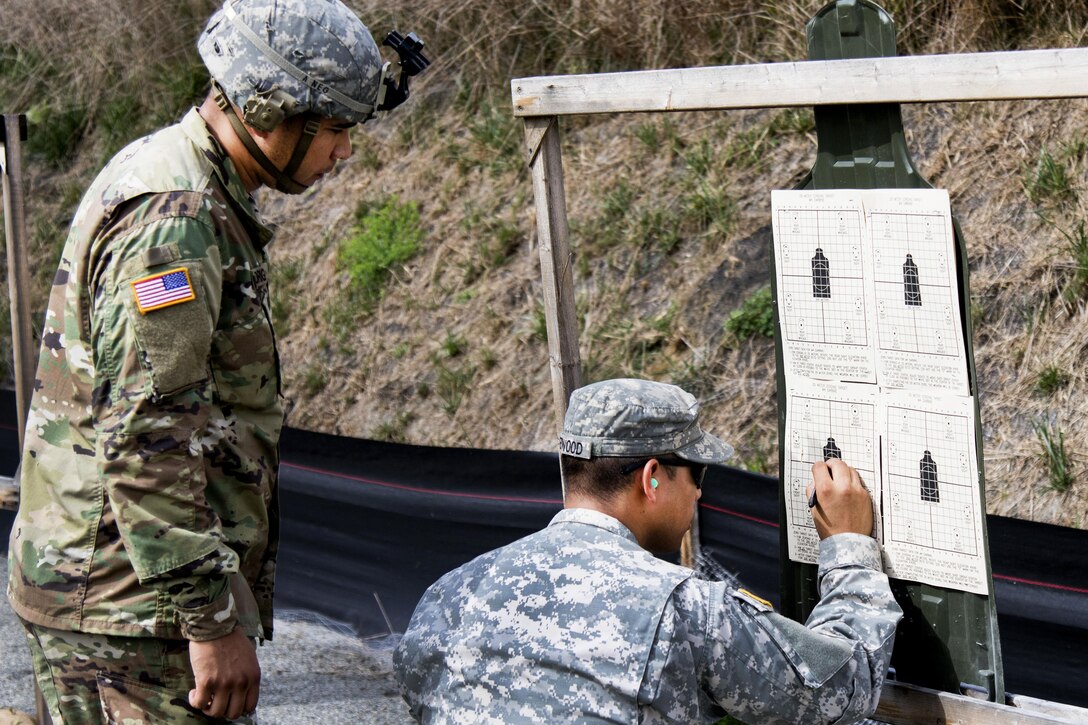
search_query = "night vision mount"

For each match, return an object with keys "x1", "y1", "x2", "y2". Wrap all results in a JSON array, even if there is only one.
[{"x1": 376, "y1": 30, "x2": 430, "y2": 113}]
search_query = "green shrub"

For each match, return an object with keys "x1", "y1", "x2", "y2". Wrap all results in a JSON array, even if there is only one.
[
  {"x1": 438, "y1": 331, "x2": 467, "y2": 359},
  {"x1": 529, "y1": 305, "x2": 549, "y2": 343},
  {"x1": 634, "y1": 121, "x2": 660, "y2": 150},
  {"x1": 93, "y1": 62, "x2": 208, "y2": 161},
  {"x1": 373, "y1": 411, "x2": 416, "y2": 442},
  {"x1": 338, "y1": 197, "x2": 424, "y2": 314},
  {"x1": 1036, "y1": 365, "x2": 1069, "y2": 395},
  {"x1": 458, "y1": 211, "x2": 523, "y2": 285},
  {"x1": 301, "y1": 364, "x2": 328, "y2": 396},
  {"x1": 769, "y1": 107, "x2": 815, "y2": 135},
  {"x1": 684, "y1": 180, "x2": 734, "y2": 236},
  {"x1": 603, "y1": 180, "x2": 636, "y2": 223},
  {"x1": 732, "y1": 443, "x2": 772, "y2": 475},
  {"x1": 468, "y1": 96, "x2": 521, "y2": 175},
  {"x1": 150, "y1": 60, "x2": 210, "y2": 124},
  {"x1": 1060, "y1": 220, "x2": 1088, "y2": 302},
  {"x1": 435, "y1": 361, "x2": 475, "y2": 416},
  {"x1": 1032, "y1": 416, "x2": 1074, "y2": 493},
  {"x1": 725, "y1": 286, "x2": 776, "y2": 340},
  {"x1": 1026, "y1": 148, "x2": 1073, "y2": 203},
  {"x1": 269, "y1": 259, "x2": 302, "y2": 332},
  {"x1": 640, "y1": 207, "x2": 682, "y2": 253},
  {"x1": 26, "y1": 105, "x2": 88, "y2": 166},
  {"x1": 683, "y1": 139, "x2": 715, "y2": 176}
]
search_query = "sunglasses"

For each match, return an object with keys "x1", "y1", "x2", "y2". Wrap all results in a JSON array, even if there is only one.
[{"x1": 621, "y1": 457, "x2": 707, "y2": 489}]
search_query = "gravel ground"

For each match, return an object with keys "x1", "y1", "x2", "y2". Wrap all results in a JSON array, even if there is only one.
[{"x1": 0, "y1": 556, "x2": 414, "y2": 724}]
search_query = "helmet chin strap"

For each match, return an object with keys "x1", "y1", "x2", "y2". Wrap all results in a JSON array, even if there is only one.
[{"x1": 213, "y1": 83, "x2": 319, "y2": 194}]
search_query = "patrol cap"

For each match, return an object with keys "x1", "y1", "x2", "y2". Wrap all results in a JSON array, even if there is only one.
[{"x1": 559, "y1": 378, "x2": 734, "y2": 464}]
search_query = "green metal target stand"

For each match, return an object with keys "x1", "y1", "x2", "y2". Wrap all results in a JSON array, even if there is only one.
[{"x1": 774, "y1": 0, "x2": 1002, "y2": 704}]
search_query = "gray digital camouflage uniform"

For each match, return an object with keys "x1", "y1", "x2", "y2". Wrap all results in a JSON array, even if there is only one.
[
  {"x1": 6, "y1": 107, "x2": 280, "y2": 719},
  {"x1": 394, "y1": 508, "x2": 902, "y2": 724}
]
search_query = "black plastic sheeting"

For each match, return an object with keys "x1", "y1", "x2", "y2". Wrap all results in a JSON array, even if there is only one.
[{"x1": 2, "y1": 395, "x2": 1086, "y2": 707}]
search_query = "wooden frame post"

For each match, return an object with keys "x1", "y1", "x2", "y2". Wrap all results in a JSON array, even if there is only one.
[{"x1": 524, "y1": 116, "x2": 582, "y2": 431}]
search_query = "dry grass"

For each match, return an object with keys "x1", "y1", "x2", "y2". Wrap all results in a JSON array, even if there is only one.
[
  {"x1": 908, "y1": 98, "x2": 1088, "y2": 527},
  {"x1": 2, "y1": 1, "x2": 1088, "y2": 527},
  {"x1": 1, "y1": 0, "x2": 213, "y2": 113}
]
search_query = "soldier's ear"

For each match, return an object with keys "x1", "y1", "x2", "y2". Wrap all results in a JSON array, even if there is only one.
[{"x1": 640, "y1": 459, "x2": 661, "y2": 502}]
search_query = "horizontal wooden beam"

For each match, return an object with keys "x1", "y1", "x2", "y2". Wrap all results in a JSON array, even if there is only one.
[{"x1": 512, "y1": 47, "x2": 1088, "y2": 117}]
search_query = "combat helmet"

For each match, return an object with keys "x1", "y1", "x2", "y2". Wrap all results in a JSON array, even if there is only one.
[{"x1": 197, "y1": 0, "x2": 429, "y2": 193}]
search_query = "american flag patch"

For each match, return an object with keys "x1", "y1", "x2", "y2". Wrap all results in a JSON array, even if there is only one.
[{"x1": 131, "y1": 268, "x2": 196, "y2": 314}]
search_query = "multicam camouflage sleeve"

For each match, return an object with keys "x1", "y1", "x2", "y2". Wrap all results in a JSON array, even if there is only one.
[{"x1": 92, "y1": 213, "x2": 241, "y2": 640}]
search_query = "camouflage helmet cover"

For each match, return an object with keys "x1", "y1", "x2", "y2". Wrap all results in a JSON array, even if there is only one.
[{"x1": 198, "y1": 0, "x2": 385, "y2": 126}]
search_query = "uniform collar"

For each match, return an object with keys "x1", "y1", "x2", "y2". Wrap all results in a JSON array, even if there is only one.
[
  {"x1": 180, "y1": 108, "x2": 276, "y2": 249},
  {"x1": 550, "y1": 508, "x2": 639, "y2": 545}
]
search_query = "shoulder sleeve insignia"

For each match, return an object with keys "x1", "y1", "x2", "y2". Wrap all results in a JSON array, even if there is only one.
[
  {"x1": 131, "y1": 267, "x2": 196, "y2": 314},
  {"x1": 735, "y1": 588, "x2": 774, "y2": 611}
]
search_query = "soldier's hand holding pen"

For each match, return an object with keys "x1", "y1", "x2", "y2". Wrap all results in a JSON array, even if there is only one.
[{"x1": 806, "y1": 458, "x2": 874, "y2": 540}]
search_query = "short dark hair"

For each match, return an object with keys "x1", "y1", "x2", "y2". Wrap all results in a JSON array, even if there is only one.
[
  {"x1": 561, "y1": 455, "x2": 642, "y2": 500},
  {"x1": 561, "y1": 454, "x2": 689, "y2": 500}
]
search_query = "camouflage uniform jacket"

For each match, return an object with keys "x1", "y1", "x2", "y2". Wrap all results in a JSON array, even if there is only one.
[
  {"x1": 7, "y1": 108, "x2": 282, "y2": 643},
  {"x1": 394, "y1": 508, "x2": 903, "y2": 724}
]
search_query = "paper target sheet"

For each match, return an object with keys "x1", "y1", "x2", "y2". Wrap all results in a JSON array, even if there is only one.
[
  {"x1": 772, "y1": 192, "x2": 876, "y2": 384},
  {"x1": 880, "y1": 391, "x2": 987, "y2": 594},
  {"x1": 867, "y1": 193, "x2": 968, "y2": 394},
  {"x1": 774, "y1": 189, "x2": 987, "y2": 595},
  {"x1": 772, "y1": 189, "x2": 969, "y2": 395},
  {"x1": 783, "y1": 380, "x2": 880, "y2": 564}
]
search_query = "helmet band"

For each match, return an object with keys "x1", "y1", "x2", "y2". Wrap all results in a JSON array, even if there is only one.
[{"x1": 280, "y1": 116, "x2": 321, "y2": 182}]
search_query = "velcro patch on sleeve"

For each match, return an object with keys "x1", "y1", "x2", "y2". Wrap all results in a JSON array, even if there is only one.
[{"x1": 132, "y1": 267, "x2": 196, "y2": 314}]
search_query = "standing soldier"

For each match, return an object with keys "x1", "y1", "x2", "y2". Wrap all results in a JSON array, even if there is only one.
[{"x1": 6, "y1": 0, "x2": 427, "y2": 721}]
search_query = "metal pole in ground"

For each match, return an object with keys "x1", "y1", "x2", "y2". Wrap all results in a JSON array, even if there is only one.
[
  {"x1": 1, "y1": 113, "x2": 35, "y2": 451},
  {"x1": 2, "y1": 111, "x2": 51, "y2": 725}
]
